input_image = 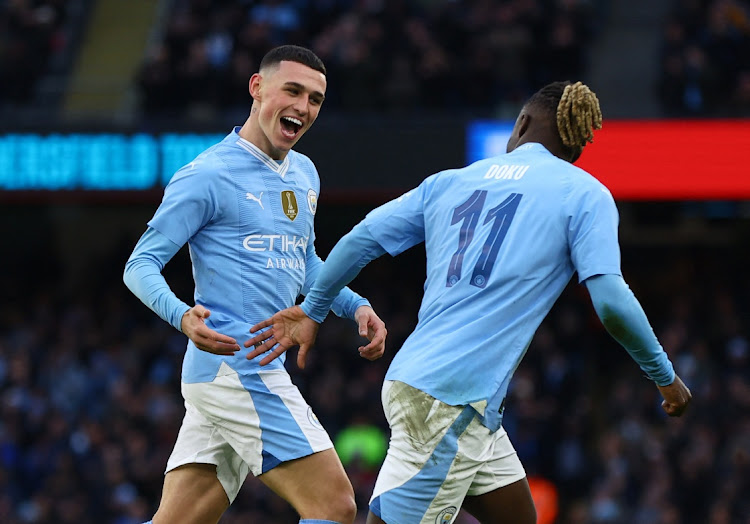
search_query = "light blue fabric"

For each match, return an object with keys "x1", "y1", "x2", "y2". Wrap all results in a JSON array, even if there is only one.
[
  {"x1": 301, "y1": 222, "x2": 386, "y2": 323},
  {"x1": 125, "y1": 127, "x2": 369, "y2": 383},
  {"x1": 236, "y1": 373, "x2": 313, "y2": 473},
  {"x1": 585, "y1": 273, "x2": 675, "y2": 385},
  {"x1": 124, "y1": 228, "x2": 190, "y2": 332},
  {"x1": 301, "y1": 142, "x2": 674, "y2": 431}
]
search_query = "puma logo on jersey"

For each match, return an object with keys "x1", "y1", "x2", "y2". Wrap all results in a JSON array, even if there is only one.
[{"x1": 246, "y1": 192, "x2": 264, "y2": 209}]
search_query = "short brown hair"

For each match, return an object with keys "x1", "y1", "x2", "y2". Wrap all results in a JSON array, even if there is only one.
[{"x1": 259, "y1": 45, "x2": 326, "y2": 76}]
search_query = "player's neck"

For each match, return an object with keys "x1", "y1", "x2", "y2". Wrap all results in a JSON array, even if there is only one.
[{"x1": 238, "y1": 118, "x2": 288, "y2": 162}]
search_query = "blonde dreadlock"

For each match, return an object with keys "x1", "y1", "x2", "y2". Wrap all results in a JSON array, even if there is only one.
[
  {"x1": 526, "y1": 81, "x2": 603, "y2": 162},
  {"x1": 557, "y1": 81, "x2": 602, "y2": 156}
]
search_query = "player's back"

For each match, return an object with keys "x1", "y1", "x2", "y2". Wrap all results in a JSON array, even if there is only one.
[
  {"x1": 419, "y1": 142, "x2": 586, "y2": 323},
  {"x1": 384, "y1": 142, "x2": 618, "y2": 429}
]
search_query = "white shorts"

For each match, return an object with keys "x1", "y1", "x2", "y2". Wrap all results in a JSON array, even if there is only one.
[
  {"x1": 165, "y1": 362, "x2": 333, "y2": 502},
  {"x1": 370, "y1": 381, "x2": 526, "y2": 524}
]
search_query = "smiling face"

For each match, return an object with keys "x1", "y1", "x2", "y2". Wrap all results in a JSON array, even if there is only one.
[{"x1": 244, "y1": 60, "x2": 327, "y2": 160}]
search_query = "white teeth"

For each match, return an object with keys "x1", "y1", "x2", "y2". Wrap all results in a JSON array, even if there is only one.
[{"x1": 282, "y1": 116, "x2": 302, "y2": 126}]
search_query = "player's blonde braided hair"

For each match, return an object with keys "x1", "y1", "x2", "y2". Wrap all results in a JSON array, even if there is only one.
[{"x1": 556, "y1": 81, "x2": 603, "y2": 160}]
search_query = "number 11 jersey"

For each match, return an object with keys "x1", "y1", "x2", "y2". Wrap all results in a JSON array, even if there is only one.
[{"x1": 363, "y1": 142, "x2": 621, "y2": 431}]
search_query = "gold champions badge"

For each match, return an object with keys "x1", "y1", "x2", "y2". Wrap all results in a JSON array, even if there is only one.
[{"x1": 281, "y1": 190, "x2": 298, "y2": 221}]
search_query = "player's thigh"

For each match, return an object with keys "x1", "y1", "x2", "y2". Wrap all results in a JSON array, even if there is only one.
[
  {"x1": 463, "y1": 478, "x2": 536, "y2": 524},
  {"x1": 462, "y1": 427, "x2": 535, "y2": 524},
  {"x1": 184, "y1": 365, "x2": 345, "y2": 514},
  {"x1": 369, "y1": 381, "x2": 484, "y2": 524},
  {"x1": 154, "y1": 464, "x2": 228, "y2": 524},
  {"x1": 259, "y1": 447, "x2": 355, "y2": 516}
]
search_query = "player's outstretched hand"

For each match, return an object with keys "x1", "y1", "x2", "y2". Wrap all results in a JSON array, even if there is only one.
[
  {"x1": 657, "y1": 374, "x2": 692, "y2": 417},
  {"x1": 354, "y1": 305, "x2": 387, "y2": 361},
  {"x1": 244, "y1": 306, "x2": 319, "y2": 368},
  {"x1": 181, "y1": 305, "x2": 240, "y2": 355}
]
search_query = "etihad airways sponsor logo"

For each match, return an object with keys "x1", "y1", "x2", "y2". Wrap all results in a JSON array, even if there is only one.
[
  {"x1": 242, "y1": 234, "x2": 309, "y2": 252},
  {"x1": 265, "y1": 257, "x2": 305, "y2": 270}
]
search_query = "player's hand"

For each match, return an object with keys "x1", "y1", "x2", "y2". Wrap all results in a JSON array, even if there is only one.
[
  {"x1": 244, "y1": 306, "x2": 320, "y2": 368},
  {"x1": 657, "y1": 374, "x2": 692, "y2": 417},
  {"x1": 181, "y1": 305, "x2": 240, "y2": 355},
  {"x1": 354, "y1": 305, "x2": 387, "y2": 361}
]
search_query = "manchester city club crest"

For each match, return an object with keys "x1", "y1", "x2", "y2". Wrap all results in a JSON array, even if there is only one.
[
  {"x1": 307, "y1": 407, "x2": 324, "y2": 430},
  {"x1": 436, "y1": 506, "x2": 457, "y2": 523},
  {"x1": 307, "y1": 188, "x2": 318, "y2": 215},
  {"x1": 281, "y1": 190, "x2": 298, "y2": 221}
]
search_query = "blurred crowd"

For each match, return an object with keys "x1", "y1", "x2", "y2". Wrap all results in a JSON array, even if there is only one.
[
  {"x1": 3, "y1": 0, "x2": 749, "y2": 120},
  {"x1": 1, "y1": 203, "x2": 749, "y2": 524},
  {"x1": 0, "y1": 0, "x2": 69, "y2": 106},
  {"x1": 136, "y1": 0, "x2": 601, "y2": 120},
  {"x1": 140, "y1": 0, "x2": 750, "y2": 119},
  {"x1": 658, "y1": 0, "x2": 750, "y2": 116}
]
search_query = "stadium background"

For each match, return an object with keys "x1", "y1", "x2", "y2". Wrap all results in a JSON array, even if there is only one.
[{"x1": 1, "y1": 0, "x2": 749, "y2": 523}]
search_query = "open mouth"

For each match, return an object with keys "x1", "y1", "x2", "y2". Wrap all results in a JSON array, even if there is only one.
[{"x1": 280, "y1": 116, "x2": 302, "y2": 139}]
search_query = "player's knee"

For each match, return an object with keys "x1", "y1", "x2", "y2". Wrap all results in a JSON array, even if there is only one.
[
  {"x1": 299, "y1": 488, "x2": 356, "y2": 523},
  {"x1": 329, "y1": 489, "x2": 357, "y2": 523},
  {"x1": 326, "y1": 474, "x2": 356, "y2": 522}
]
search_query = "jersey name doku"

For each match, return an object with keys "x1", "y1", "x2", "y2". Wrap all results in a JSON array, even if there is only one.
[{"x1": 483, "y1": 164, "x2": 530, "y2": 180}]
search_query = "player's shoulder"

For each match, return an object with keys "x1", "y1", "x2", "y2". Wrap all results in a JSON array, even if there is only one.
[
  {"x1": 425, "y1": 159, "x2": 480, "y2": 188},
  {"x1": 286, "y1": 150, "x2": 320, "y2": 194},
  {"x1": 512, "y1": 144, "x2": 614, "y2": 203},
  {"x1": 560, "y1": 163, "x2": 616, "y2": 218},
  {"x1": 170, "y1": 146, "x2": 229, "y2": 184},
  {"x1": 564, "y1": 161, "x2": 612, "y2": 198},
  {"x1": 287, "y1": 149, "x2": 318, "y2": 175}
]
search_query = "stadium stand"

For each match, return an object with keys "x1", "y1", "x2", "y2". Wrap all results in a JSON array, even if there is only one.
[{"x1": 657, "y1": 0, "x2": 750, "y2": 116}]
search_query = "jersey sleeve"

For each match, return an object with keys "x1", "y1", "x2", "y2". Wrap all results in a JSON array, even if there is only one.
[
  {"x1": 302, "y1": 228, "x2": 370, "y2": 320},
  {"x1": 586, "y1": 274, "x2": 675, "y2": 385},
  {"x1": 301, "y1": 222, "x2": 388, "y2": 323},
  {"x1": 567, "y1": 180, "x2": 622, "y2": 282},
  {"x1": 363, "y1": 178, "x2": 431, "y2": 256},
  {"x1": 123, "y1": 227, "x2": 191, "y2": 332},
  {"x1": 147, "y1": 157, "x2": 222, "y2": 246}
]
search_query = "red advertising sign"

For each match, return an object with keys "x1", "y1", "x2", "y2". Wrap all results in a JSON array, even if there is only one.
[{"x1": 576, "y1": 120, "x2": 750, "y2": 200}]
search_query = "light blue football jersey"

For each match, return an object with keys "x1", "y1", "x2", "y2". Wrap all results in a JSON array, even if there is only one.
[
  {"x1": 363, "y1": 142, "x2": 622, "y2": 431},
  {"x1": 148, "y1": 127, "x2": 366, "y2": 383}
]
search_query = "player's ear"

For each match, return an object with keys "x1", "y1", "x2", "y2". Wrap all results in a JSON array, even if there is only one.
[
  {"x1": 249, "y1": 73, "x2": 262, "y2": 100},
  {"x1": 516, "y1": 112, "x2": 531, "y2": 138}
]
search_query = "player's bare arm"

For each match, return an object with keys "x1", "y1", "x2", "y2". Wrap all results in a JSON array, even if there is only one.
[{"x1": 181, "y1": 305, "x2": 240, "y2": 355}]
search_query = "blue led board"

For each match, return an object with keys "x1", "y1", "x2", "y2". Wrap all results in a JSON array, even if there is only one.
[
  {"x1": 465, "y1": 120, "x2": 515, "y2": 165},
  {"x1": 0, "y1": 133, "x2": 224, "y2": 190}
]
